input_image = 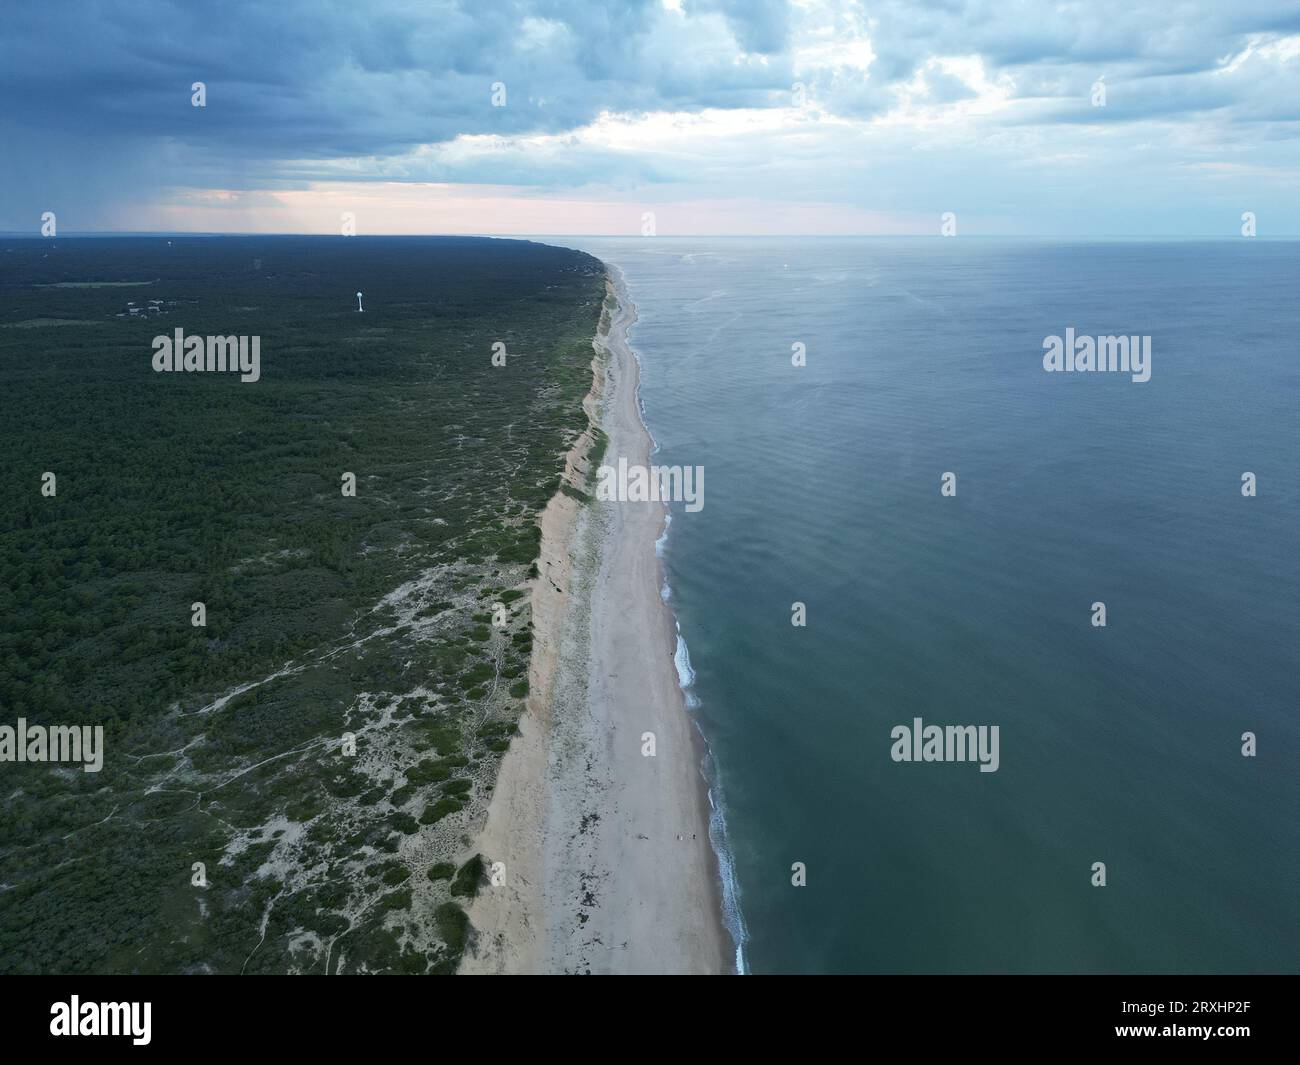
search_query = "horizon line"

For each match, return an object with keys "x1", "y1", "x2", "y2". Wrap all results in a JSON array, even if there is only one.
[{"x1": 3, "y1": 231, "x2": 1297, "y2": 241}]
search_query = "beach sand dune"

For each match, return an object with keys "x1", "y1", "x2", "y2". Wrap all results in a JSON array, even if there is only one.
[{"x1": 461, "y1": 267, "x2": 729, "y2": 975}]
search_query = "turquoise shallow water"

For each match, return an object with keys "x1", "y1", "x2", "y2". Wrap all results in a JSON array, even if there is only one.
[{"x1": 557, "y1": 237, "x2": 1300, "y2": 974}]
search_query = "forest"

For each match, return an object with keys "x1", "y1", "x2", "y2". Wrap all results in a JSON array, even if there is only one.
[{"x1": 0, "y1": 235, "x2": 604, "y2": 973}]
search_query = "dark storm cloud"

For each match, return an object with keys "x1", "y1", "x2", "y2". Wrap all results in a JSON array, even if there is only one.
[
  {"x1": 0, "y1": 0, "x2": 787, "y2": 161},
  {"x1": 4, "y1": 0, "x2": 1298, "y2": 160},
  {"x1": 2, "y1": 0, "x2": 1300, "y2": 231}
]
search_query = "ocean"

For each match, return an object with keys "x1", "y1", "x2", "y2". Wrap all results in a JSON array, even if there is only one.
[{"x1": 556, "y1": 237, "x2": 1300, "y2": 974}]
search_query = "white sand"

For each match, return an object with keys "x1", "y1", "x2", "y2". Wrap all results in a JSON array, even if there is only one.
[{"x1": 461, "y1": 267, "x2": 730, "y2": 975}]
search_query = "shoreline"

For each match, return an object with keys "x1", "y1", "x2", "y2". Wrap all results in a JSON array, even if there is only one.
[{"x1": 461, "y1": 264, "x2": 731, "y2": 975}]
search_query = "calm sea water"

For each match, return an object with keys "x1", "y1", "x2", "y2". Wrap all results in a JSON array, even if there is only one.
[{"x1": 555, "y1": 237, "x2": 1300, "y2": 974}]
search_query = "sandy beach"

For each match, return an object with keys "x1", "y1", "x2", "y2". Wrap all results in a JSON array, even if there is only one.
[{"x1": 461, "y1": 265, "x2": 730, "y2": 975}]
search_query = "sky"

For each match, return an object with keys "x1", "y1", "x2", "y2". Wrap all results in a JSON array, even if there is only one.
[{"x1": 3, "y1": 0, "x2": 1300, "y2": 236}]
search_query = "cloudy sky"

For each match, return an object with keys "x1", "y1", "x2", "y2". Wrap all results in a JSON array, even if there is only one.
[{"x1": 4, "y1": 0, "x2": 1300, "y2": 235}]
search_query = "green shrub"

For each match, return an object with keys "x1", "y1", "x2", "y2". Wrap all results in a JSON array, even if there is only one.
[
  {"x1": 420, "y1": 798, "x2": 464, "y2": 824},
  {"x1": 449, "y1": 854, "x2": 485, "y2": 898},
  {"x1": 435, "y1": 902, "x2": 469, "y2": 955},
  {"x1": 376, "y1": 888, "x2": 411, "y2": 913}
]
